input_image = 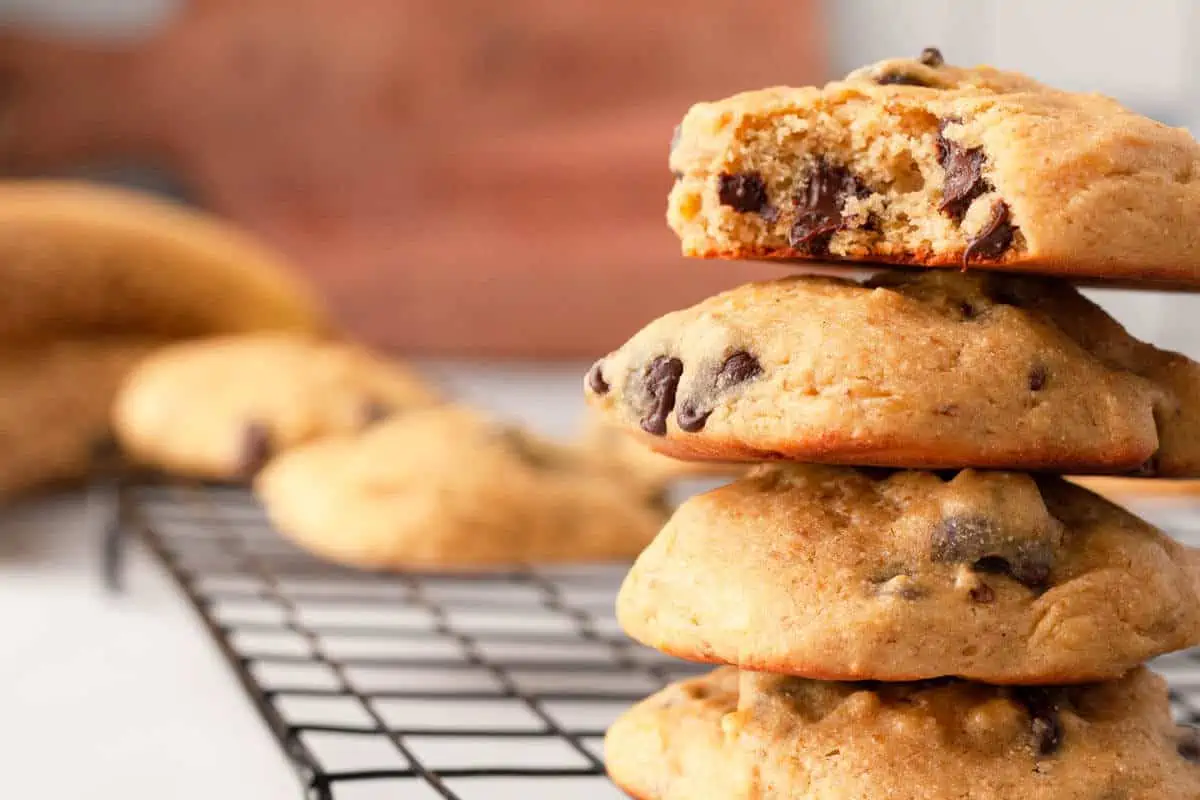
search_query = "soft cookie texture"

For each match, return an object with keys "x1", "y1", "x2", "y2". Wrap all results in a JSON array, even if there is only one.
[
  {"x1": 113, "y1": 333, "x2": 439, "y2": 480},
  {"x1": 0, "y1": 339, "x2": 159, "y2": 499},
  {"x1": 668, "y1": 48, "x2": 1200, "y2": 285},
  {"x1": 0, "y1": 181, "x2": 327, "y2": 341},
  {"x1": 618, "y1": 465, "x2": 1200, "y2": 683},
  {"x1": 255, "y1": 407, "x2": 666, "y2": 569},
  {"x1": 585, "y1": 269, "x2": 1200, "y2": 475},
  {"x1": 606, "y1": 667, "x2": 1200, "y2": 800}
]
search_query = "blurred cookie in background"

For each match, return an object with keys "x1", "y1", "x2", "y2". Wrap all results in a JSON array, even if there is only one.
[
  {"x1": 256, "y1": 406, "x2": 667, "y2": 570},
  {"x1": 112, "y1": 333, "x2": 440, "y2": 481},
  {"x1": 0, "y1": 339, "x2": 160, "y2": 501},
  {"x1": 0, "y1": 181, "x2": 328, "y2": 342}
]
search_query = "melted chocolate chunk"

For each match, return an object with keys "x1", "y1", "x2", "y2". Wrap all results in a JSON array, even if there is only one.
[
  {"x1": 788, "y1": 161, "x2": 868, "y2": 254},
  {"x1": 919, "y1": 47, "x2": 945, "y2": 67},
  {"x1": 1178, "y1": 727, "x2": 1200, "y2": 763},
  {"x1": 876, "y1": 72, "x2": 929, "y2": 87},
  {"x1": 236, "y1": 421, "x2": 272, "y2": 479},
  {"x1": 1015, "y1": 688, "x2": 1063, "y2": 757},
  {"x1": 640, "y1": 356, "x2": 684, "y2": 436},
  {"x1": 931, "y1": 515, "x2": 1054, "y2": 589},
  {"x1": 958, "y1": 301, "x2": 977, "y2": 319},
  {"x1": 968, "y1": 583, "x2": 995, "y2": 604},
  {"x1": 673, "y1": 351, "x2": 763, "y2": 433},
  {"x1": 586, "y1": 360, "x2": 610, "y2": 395},
  {"x1": 360, "y1": 400, "x2": 392, "y2": 426},
  {"x1": 717, "y1": 172, "x2": 769, "y2": 214},
  {"x1": 1028, "y1": 364, "x2": 1048, "y2": 392},
  {"x1": 494, "y1": 426, "x2": 563, "y2": 470},
  {"x1": 964, "y1": 202, "x2": 1017, "y2": 262},
  {"x1": 937, "y1": 124, "x2": 988, "y2": 221},
  {"x1": 675, "y1": 402, "x2": 711, "y2": 433}
]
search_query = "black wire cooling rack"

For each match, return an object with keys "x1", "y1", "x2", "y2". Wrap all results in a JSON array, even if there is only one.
[
  {"x1": 107, "y1": 480, "x2": 1200, "y2": 799},
  {"x1": 110, "y1": 481, "x2": 704, "y2": 800}
]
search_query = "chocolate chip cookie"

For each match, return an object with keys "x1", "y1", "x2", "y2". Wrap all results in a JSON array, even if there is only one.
[
  {"x1": 606, "y1": 666, "x2": 1200, "y2": 800},
  {"x1": 0, "y1": 181, "x2": 327, "y2": 341},
  {"x1": 0, "y1": 339, "x2": 159, "y2": 500},
  {"x1": 585, "y1": 269, "x2": 1200, "y2": 475},
  {"x1": 618, "y1": 465, "x2": 1200, "y2": 683},
  {"x1": 667, "y1": 48, "x2": 1200, "y2": 285},
  {"x1": 255, "y1": 407, "x2": 666, "y2": 569},
  {"x1": 113, "y1": 333, "x2": 439, "y2": 480}
]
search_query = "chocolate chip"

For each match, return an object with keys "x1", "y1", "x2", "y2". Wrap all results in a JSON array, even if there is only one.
[
  {"x1": 968, "y1": 583, "x2": 995, "y2": 604},
  {"x1": 1015, "y1": 688, "x2": 1062, "y2": 756},
  {"x1": 964, "y1": 202, "x2": 1016, "y2": 263},
  {"x1": 640, "y1": 356, "x2": 684, "y2": 436},
  {"x1": 788, "y1": 160, "x2": 869, "y2": 254},
  {"x1": 876, "y1": 72, "x2": 929, "y2": 87},
  {"x1": 586, "y1": 360, "x2": 610, "y2": 395},
  {"x1": 937, "y1": 123, "x2": 988, "y2": 221},
  {"x1": 931, "y1": 515, "x2": 1054, "y2": 589},
  {"x1": 1178, "y1": 727, "x2": 1200, "y2": 763},
  {"x1": 958, "y1": 301, "x2": 976, "y2": 319},
  {"x1": 919, "y1": 47, "x2": 945, "y2": 67},
  {"x1": 718, "y1": 351, "x2": 763, "y2": 387},
  {"x1": 1028, "y1": 364, "x2": 1047, "y2": 392},
  {"x1": 236, "y1": 421, "x2": 272, "y2": 479},
  {"x1": 673, "y1": 351, "x2": 763, "y2": 433},
  {"x1": 360, "y1": 400, "x2": 392, "y2": 426},
  {"x1": 675, "y1": 402, "x2": 711, "y2": 433},
  {"x1": 717, "y1": 172, "x2": 769, "y2": 213},
  {"x1": 494, "y1": 426, "x2": 562, "y2": 470}
]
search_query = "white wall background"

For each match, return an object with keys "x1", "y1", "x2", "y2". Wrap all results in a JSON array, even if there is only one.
[{"x1": 0, "y1": 0, "x2": 1196, "y2": 355}]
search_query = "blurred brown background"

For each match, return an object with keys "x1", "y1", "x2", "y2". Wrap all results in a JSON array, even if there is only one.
[{"x1": 0, "y1": 0, "x2": 825, "y2": 356}]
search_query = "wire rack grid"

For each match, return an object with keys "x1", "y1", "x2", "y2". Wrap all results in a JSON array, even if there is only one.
[
  {"x1": 112, "y1": 481, "x2": 704, "y2": 800},
  {"x1": 111, "y1": 481, "x2": 1200, "y2": 800}
]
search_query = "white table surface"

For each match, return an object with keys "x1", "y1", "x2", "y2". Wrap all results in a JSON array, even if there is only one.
[{"x1": 1, "y1": 361, "x2": 593, "y2": 800}]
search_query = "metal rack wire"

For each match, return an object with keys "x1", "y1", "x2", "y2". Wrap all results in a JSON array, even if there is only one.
[
  {"x1": 111, "y1": 481, "x2": 1200, "y2": 799},
  {"x1": 113, "y1": 481, "x2": 702, "y2": 799}
]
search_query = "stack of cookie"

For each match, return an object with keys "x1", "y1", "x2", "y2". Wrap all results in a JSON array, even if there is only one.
[{"x1": 586, "y1": 50, "x2": 1200, "y2": 798}]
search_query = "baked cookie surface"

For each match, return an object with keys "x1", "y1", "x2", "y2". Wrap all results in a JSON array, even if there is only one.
[
  {"x1": 113, "y1": 333, "x2": 439, "y2": 480},
  {"x1": 606, "y1": 667, "x2": 1200, "y2": 800},
  {"x1": 255, "y1": 407, "x2": 666, "y2": 569},
  {"x1": 0, "y1": 181, "x2": 327, "y2": 341},
  {"x1": 585, "y1": 269, "x2": 1200, "y2": 475},
  {"x1": 617, "y1": 465, "x2": 1200, "y2": 683},
  {"x1": 0, "y1": 339, "x2": 159, "y2": 499},
  {"x1": 667, "y1": 49, "x2": 1200, "y2": 285}
]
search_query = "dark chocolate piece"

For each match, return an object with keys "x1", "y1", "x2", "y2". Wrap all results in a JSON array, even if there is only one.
[
  {"x1": 964, "y1": 202, "x2": 1017, "y2": 262},
  {"x1": 788, "y1": 160, "x2": 869, "y2": 254},
  {"x1": 586, "y1": 360, "x2": 610, "y2": 395},
  {"x1": 717, "y1": 172, "x2": 769, "y2": 214},
  {"x1": 640, "y1": 356, "x2": 684, "y2": 436},
  {"x1": 236, "y1": 421, "x2": 272, "y2": 479}
]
